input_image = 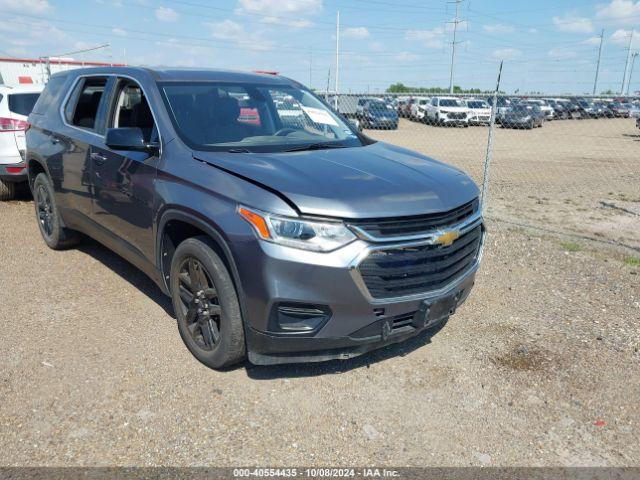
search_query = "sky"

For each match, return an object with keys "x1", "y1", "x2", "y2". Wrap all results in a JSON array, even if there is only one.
[{"x1": 0, "y1": 0, "x2": 639, "y2": 94}]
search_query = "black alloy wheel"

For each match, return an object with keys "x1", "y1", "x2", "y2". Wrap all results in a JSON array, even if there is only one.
[
  {"x1": 35, "y1": 183, "x2": 54, "y2": 238},
  {"x1": 177, "y1": 257, "x2": 222, "y2": 351}
]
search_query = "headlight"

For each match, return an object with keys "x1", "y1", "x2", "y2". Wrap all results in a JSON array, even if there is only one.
[
  {"x1": 239, "y1": 206, "x2": 356, "y2": 252},
  {"x1": 441, "y1": 110, "x2": 450, "y2": 114}
]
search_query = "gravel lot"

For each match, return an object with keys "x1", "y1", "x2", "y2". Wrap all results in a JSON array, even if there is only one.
[{"x1": 1, "y1": 119, "x2": 639, "y2": 466}]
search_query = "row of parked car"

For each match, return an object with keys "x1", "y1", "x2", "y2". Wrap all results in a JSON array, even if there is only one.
[{"x1": 346, "y1": 94, "x2": 640, "y2": 130}]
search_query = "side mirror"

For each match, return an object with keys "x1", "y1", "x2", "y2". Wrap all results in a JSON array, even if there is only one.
[{"x1": 105, "y1": 127, "x2": 159, "y2": 155}]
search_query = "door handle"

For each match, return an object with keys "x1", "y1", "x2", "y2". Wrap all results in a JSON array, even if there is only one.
[
  {"x1": 51, "y1": 137, "x2": 60, "y2": 144},
  {"x1": 90, "y1": 152, "x2": 107, "y2": 165}
]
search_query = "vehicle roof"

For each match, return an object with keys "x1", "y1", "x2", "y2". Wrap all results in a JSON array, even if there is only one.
[
  {"x1": 0, "y1": 84, "x2": 45, "y2": 93},
  {"x1": 52, "y1": 66, "x2": 297, "y2": 86}
]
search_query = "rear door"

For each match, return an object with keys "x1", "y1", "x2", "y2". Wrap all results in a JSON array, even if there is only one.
[
  {"x1": 89, "y1": 77, "x2": 159, "y2": 261},
  {"x1": 56, "y1": 75, "x2": 112, "y2": 219}
]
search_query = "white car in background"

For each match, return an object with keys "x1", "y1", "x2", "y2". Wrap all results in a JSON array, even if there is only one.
[
  {"x1": 465, "y1": 99, "x2": 492, "y2": 125},
  {"x1": 522, "y1": 99, "x2": 554, "y2": 120},
  {"x1": 425, "y1": 96, "x2": 469, "y2": 126},
  {"x1": 409, "y1": 97, "x2": 430, "y2": 122},
  {"x1": 626, "y1": 102, "x2": 640, "y2": 118},
  {"x1": 0, "y1": 84, "x2": 43, "y2": 200}
]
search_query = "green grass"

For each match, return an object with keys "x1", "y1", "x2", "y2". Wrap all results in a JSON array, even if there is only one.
[
  {"x1": 625, "y1": 257, "x2": 640, "y2": 267},
  {"x1": 560, "y1": 242, "x2": 582, "y2": 252}
]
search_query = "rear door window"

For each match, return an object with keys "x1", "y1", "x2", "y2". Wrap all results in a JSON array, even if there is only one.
[
  {"x1": 8, "y1": 93, "x2": 40, "y2": 117},
  {"x1": 65, "y1": 77, "x2": 108, "y2": 131}
]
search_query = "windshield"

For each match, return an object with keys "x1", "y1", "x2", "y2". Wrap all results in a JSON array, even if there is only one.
[
  {"x1": 368, "y1": 101, "x2": 389, "y2": 110},
  {"x1": 161, "y1": 82, "x2": 363, "y2": 152},
  {"x1": 509, "y1": 106, "x2": 532, "y2": 115},
  {"x1": 440, "y1": 99, "x2": 461, "y2": 107},
  {"x1": 467, "y1": 101, "x2": 487, "y2": 109}
]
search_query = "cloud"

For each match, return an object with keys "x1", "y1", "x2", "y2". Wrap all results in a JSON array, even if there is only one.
[
  {"x1": 552, "y1": 14, "x2": 593, "y2": 33},
  {"x1": 596, "y1": 0, "x2": 640, "y2": 25},
  {"x1": 204, "y1": 19, "x2": 275, "y2": 51},
  {"x1": 582, "y1": 35, "x2": 602, "y2": 45},
  {"x1": 610, "y1": 28, "x2": 639, "y2": 47},
  {"x1": 155, "y1": 6, "x2": 179, "y2": 22},
  {"x1": 483, "y1": 23, "x2": 515, "y2": 34},
  {"x1": 394, "y1": 51, "x2": 419, "y2": 62},
  {"x1": 492, "y1": 48, "x2": 522, "y2": 60},
  {"x1": 236, "y1": 0, "x2": 322, "y2": 27},
  {"x1": 112, "y1": 27, "x2": 127, "y2": 36},
  {"x1": 342, "y1": 27, "x2": 369, "y2": 39},
  {"x1": 405, "y1": 27, "x2": 445, "y2": 49},
  {"x1": 0, "y1": 16, "x2": 67, "y2": 47},
  {"x1": 0, "y1": 0, "x2": 51, "y2": 14}
]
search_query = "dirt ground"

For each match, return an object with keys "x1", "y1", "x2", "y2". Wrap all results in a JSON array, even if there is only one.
[{"x1": 0, "y1": 119, "x2": 639, "y2": 466}]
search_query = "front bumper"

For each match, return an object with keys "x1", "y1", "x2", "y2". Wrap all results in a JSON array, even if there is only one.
[
  {"x1": 233, "y1": 214, "x2": 485, "y2": 365},
  {"x1": 440, "y1": 115, "x2": 468, "y2": 125},
  {"x1": 0, "y1": 161, "x2": 27, "y2": 182},
  {"x1": 468, "y1": 115, "x2": 490, "y2": 125},
  {"x1": 366, "y1": 117, "x2": 398, "y2": 128},
  {"x1": 247, "y1": 269, "x2": 477, "y2": 365}
]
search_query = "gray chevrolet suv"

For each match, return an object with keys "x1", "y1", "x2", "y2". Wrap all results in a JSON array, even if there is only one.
[{"x1": 26, "y1": 67, "x2": 484, "y2": 369}]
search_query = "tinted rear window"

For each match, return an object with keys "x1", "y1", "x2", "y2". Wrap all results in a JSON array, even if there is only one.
[
  {"x1": 32, "y1": 76, "x2": 67, "y2": 115},
  {"x1": 8, "y1": 93, "x2": 40, "y2": 116}
]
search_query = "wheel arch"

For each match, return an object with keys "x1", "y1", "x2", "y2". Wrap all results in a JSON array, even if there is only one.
[
  {"x1": 156, "y1": 209, "x2": 248, "y2": 321},
  {"x1": 27, "y1": 158, "x2": 50, "y2": 188}
]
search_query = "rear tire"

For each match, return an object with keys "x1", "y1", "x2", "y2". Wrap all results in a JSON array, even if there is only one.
[
  {"x1": 170, "y1": 236, "x2": 246, "y2": 369},
  {"x1": 32, "y1": 173, "x2": 80, "y2": 250},
  {"x1": 0, "y1": 179, "x2": 16, "y2": 201}
]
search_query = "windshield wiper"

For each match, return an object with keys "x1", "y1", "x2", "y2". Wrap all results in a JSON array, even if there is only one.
[
  {"x1": 283, "y1": 142, "x2": 348, "y2": 152},
  {"x1": 227, "y1": 147, "x2": 252, "y2": 153}
]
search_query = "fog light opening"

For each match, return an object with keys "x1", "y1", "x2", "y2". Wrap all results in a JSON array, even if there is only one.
[{"x1": 270, "y1": 303, "x2": 332, "y2": 333}]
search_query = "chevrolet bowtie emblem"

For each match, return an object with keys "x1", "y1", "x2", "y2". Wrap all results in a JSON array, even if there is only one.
[{"x1": 434, "y1": 230, "x2": 460, "y2": 247}]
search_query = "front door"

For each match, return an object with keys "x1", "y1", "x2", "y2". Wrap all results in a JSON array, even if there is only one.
[{"x1": 89, "y1": 78, "x2": 159, "y2": 262}]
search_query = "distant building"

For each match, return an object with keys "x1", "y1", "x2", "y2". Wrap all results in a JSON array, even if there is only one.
[{"x1": 0, "y1": 57, "x2": 124, "y2": 86}]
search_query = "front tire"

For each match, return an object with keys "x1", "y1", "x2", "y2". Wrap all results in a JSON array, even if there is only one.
[
  {"x1": 32, "y1": 173, "x2": 80, "y2": 249},
  {"x1": 170, "y1": 236, "x2": 246, "y2": 369},
  {"x1": 0, "y1": 179, "x2": 16, "y2": 201}
]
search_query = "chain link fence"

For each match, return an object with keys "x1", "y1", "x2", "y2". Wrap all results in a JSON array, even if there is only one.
[{"x1": 322, "y1": 92, "x2": 640, "y2": 254}]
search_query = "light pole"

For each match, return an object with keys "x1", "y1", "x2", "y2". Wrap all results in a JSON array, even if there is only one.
[{"x1": 627, "y1": 52, "x2": 638, "y2": 96}]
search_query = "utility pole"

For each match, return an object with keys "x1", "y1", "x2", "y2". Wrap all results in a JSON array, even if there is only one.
[
  {"x1": 593, "y1": 29, "x2": 604, "y2": 95},
  {"x1": 621, "y1": 29, "x2": 634, "y2": 95},
  {"x1": 39, "y1": 43, "x2": 110, "y2": 82},
  {"x1": 629, "y1": 52, "x2": 638, "y2": 94},
  {"x1": 335, "y1": 10, "x2": 340, "y2": 109},
  {"x1": 448, "y1": 0, "x2": 464, "y2": 94}
]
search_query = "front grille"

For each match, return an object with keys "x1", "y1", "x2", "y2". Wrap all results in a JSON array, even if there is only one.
[
  {"x1": 448, "y1": 112, "x2": 467, "y2": 119},
  {"x1": 358, "y1": 225, "x2": 482, "y2": 299},
  {"x1": 350, "y1": 198, "x2": 478, "y2": 239}
]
